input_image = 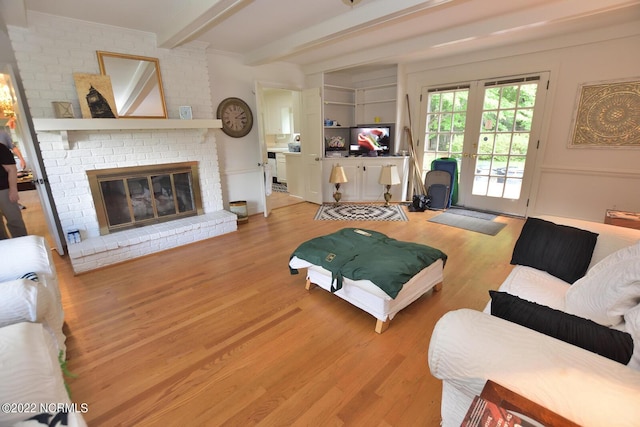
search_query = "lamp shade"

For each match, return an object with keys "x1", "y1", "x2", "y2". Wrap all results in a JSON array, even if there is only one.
[
  {"x1": 379, "y1": 165, "x2": 400, "y2": 186},
  {"x1": 329, "y1": 164, "x2": 348, "y2": 184}
]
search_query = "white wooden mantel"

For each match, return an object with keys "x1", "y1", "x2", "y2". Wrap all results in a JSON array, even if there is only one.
[{"x1": 32, "y1": 118, "x2": 223, "y2": 149}]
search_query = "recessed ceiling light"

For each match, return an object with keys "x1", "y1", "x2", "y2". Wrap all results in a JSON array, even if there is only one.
[{"x1": 342, "y1": 0, "x2": 363, "y2": 6}]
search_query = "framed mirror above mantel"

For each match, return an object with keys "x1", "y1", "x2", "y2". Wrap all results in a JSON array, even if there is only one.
[{"x1": 96, "y1": 51, "x2": 168, "y2": 119}]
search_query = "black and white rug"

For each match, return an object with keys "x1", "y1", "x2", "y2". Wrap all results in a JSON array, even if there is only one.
[
  {"x1": 314, "y1": 203, "x2": 408, "y2": 221},
  {"x1": 272, "y1": 182, "x2": 288, "y2": 193}
]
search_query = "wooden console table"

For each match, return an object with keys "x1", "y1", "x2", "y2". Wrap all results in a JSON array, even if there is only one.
[{"x1": 604, "y1": 209, "x2": 640, "y2": 230}]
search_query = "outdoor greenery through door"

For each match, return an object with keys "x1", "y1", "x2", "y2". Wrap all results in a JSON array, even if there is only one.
[{"x1": 419, "y1": 72, "x2": 549, "y2": 216}]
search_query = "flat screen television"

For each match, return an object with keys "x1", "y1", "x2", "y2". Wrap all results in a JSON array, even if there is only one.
[{"x1": 349, "y1": 124, "x2": 394, "y2": 156}]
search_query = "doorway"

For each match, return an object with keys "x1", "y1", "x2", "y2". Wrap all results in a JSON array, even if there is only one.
[
  {"x1": 255, "y1": 82, "x2": 304, "y2": 216},
  {"x1": 1, "y1": 65, "x2": 65, "y2": 253},
  {"x1": 419, "y1": 72, "x2": 549, "y2": 216}
]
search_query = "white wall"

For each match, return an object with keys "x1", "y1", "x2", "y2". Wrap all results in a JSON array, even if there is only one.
[
  {"x1": 207, "y1": 53, "x2": 305, "y2": 215},
  {"x1": 405, "y1": 22, "x2": 640, "y2": 222}
]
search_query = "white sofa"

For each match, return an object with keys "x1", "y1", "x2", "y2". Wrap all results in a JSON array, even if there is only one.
[
  {"x1": 428, "y1": 216, "x2": 640, "y2": 427},
  {"x1": 0, "y1": 235, "x2": 86, "y2": 427}
]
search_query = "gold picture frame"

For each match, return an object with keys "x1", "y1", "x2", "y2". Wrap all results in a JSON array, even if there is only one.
[
  {"x1": 96, "y1": 51, "x2": 168, "y2": 119},
  {"x1": 569, "y1": 78, "x2": 640, "y2": 148},
  {"x1": 73, "y1": 73, "x2": 118, "y2": 119}
]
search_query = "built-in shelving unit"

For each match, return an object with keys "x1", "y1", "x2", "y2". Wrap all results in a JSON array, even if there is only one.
[
  {"x1": 355, "y1": 82, "x2": 397, "y2": 125},
  {"x1": 322, "y1": 66, "x2": 399, "y2": 159},
  {"x1": 32, "y1": 118, "x2": 223, "y2": 149},
  {"x1": 323, "y1": 84, "x2": 355, "y2": 128}
]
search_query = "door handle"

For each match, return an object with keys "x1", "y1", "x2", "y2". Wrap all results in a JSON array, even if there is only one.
[{"x1": 315, "y1": 157, "x2": 320, "y2": 161}]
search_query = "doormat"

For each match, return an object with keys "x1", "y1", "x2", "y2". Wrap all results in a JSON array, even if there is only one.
[
  {"x1": 314, "y1": 204, "x2": 408, "y2": 221},
  {"x1": 428, "y1": 211, "x2": 506, "y2": 235},
  {"x1": 446, "y1": 207, "x2": 497, "y2": 221},
  {"x1": 272, "y1": 182, "x2": 288, "y2": 193}
]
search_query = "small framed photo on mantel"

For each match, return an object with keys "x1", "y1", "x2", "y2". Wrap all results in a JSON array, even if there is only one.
[
  {"x1": 52, "y1": 101, "x2": 75, "y2": 118},
  {"x1": 179, "y1": 106, "x2": 192, "y2": 120}
]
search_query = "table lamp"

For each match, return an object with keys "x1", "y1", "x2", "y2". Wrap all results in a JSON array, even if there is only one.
[
  {"x1": 379, "y1": 165, "x2": 400, "y2": 206},
  {"x1": 329, "y1": 164, "x2": 348, "y2": 204}
]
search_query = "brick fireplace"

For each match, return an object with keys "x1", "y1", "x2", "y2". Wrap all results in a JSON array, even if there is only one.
[
  {"x1": 8, "y1": 11, "x2": 238, "y2": 273},
  {"x1": 34, "y1": 127, "x2": 237, "y2": 274}
]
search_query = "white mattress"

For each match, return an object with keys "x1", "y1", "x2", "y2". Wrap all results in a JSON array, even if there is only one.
[{"x1": 289, "y1": 256, "x2": 444, "y2": 321}]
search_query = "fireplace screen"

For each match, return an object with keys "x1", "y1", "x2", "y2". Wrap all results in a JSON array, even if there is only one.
[{"x1": 88, "y1": 162, "x2": 202, "y2": 234}]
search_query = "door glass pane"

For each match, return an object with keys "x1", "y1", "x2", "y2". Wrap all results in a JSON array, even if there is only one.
[
  {"x1": 440, "y1": 93, "x2": 454, "y2": 111},
  {"x1": 451, "y1": 133, "x2": 465, "y2": 152},
  {"x1": 495, "y1": 134, "x2": 512, "y2": 154},
  {"x1": 518, "y1": 84, "x2": 538, "y2": 107},
  {"x1": 473, "y1": 175, "x2": 488, "y2": 196},
  {"x1": 472, "y1": 79, "x2": 539, "y2": 200},
  {"x1": 478, "y1": 134, "x2": 494, "y2": 154},
  {"x1": 499, "y1": 86, "x2": 518, "y2": 109},
  {"x1": 516, "y1": 109, "x2": 533, "y2": 131},
  {"x1": 498, "y1": 110, "x2": 514, "y2": 131},
  {"x1": 482, "y1": 112, "x2": 497, "y2": 131},
  {"x1": 439, "y1": 113, "x2": 453, "y2": 132},
  {"x1": 487, "y1": 176, "x2": 505, "y2": 197},
  {"x1": 423, "y1": 87, "x2": 469, "y2": 179},
  {"x1": 483, "y1": 88, "x2": 501, "y2": 109}
]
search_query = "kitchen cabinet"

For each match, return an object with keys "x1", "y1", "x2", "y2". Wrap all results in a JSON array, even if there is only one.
[
  {"x1": 264, "y1": 89, "x2": 295, "y2": 134},
  {"x1": 276, "y1": 152, "x2": 287, "y2": 183},
  {"x1": 285, "y1": 153, "x2": 303, "y2": 197},
  {"x1": 323, "y1": 157, "x2": 408, "y2": 203}
]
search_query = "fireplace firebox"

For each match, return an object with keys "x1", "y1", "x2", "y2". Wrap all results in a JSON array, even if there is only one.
[{"x1": 87, "y1": 162, "x2": 203, "y2": 235}]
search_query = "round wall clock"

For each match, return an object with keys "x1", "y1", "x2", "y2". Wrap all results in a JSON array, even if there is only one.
[{"x1": 217, "y1": 97, "x2": 253, "y2": 138}]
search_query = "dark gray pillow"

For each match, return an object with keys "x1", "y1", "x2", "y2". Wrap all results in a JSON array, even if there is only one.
[
  {"x1": 489, "y1": 290, "x2": 633, "y2": 365},
  {"x1": 510, "y1": 217, "x2": 598, "y2": 283}
]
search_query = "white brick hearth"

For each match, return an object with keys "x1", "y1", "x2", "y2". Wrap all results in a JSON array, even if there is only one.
[{"x1": 67, "y1": 211, "x2": 236, "y2": 274}]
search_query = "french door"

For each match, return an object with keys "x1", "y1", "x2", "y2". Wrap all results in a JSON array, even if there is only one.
[{"x1": 420, "y1": 72, "x2": 549, "y2": 216}]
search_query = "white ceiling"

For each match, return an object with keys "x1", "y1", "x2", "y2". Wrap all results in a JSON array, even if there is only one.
[{"x1": 3, "y1": 0, "x2": 640, "y2": 73}]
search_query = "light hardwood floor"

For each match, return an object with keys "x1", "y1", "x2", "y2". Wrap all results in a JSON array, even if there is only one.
[{"x1": 27, "y1": 198, "x2": 525, "y2": 426}]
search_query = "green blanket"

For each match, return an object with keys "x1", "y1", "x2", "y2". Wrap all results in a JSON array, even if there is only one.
[{"x1": 289, "y1": 228, "x2": 447, "y2": 299}]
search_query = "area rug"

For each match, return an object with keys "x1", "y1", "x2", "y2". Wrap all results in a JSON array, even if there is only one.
[
  {"x1": 446, "y1": 208, "x2": 497, "y2": 221},
  {"x1": 272, "y1": 182, "x2": 288, "y2": 193},
  {"x1": 314, "y1": 204, "x2": 408, "y2": 221},
  {"x1": 428, "y1": 211, "x2": 506, "y2": 235}
]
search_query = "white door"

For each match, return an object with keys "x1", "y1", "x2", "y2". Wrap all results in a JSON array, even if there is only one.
[
  {"x1": 3, "y1": 64, "x2": 66, "y2": 254},
  {"x1": 254, "y1": 81, "x2": 273, "y2": 217},
  {"x1": 420, "y1": 72, "x2": 549, "y2": 216},
  {"x1": 302, "y1": 88, "x2": 323, "y2": 204}
]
